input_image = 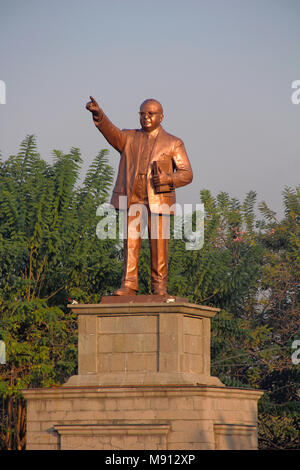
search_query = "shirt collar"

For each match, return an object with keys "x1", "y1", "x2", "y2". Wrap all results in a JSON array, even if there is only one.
[{"x1": 143, "y1": 126, "x2": 161, "y2": 139}]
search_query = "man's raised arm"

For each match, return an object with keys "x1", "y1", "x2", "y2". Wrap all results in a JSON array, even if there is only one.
[{"x1": 86, "y1": 96, "x2": 126, "y2": 153}]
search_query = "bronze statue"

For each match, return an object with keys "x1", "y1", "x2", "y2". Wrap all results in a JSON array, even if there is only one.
[{"x1": 86, "y1": 96, "x2": 193, "y2": 296}]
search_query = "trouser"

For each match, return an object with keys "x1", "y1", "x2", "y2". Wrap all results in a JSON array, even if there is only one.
[{"x1": 121, "y1": 203, "x2": 170, "y2": 292}]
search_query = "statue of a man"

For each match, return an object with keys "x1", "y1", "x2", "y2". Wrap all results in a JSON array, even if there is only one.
[{"x1": 86, "y1": 96, "x2": 193, "y2": 296}]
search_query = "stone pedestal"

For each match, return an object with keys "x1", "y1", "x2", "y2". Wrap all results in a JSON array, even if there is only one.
[
  {"x1": 23, "y1": 298, "x2": 263, "y2": 450},
  {"x1": 66, "y1": 300, "x2": 223, "y2": 387}
]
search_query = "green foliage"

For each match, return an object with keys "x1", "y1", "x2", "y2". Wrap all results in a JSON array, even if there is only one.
[
  {"x1": 0, "y1": 136, "x2": 121, "y2": 307},
  {"x1": 0, "y1": 136, "x2": 122, "y2": 400},
  {"x1": 258, "y1": 413, "x2": 300, "y2": 450},
  {"x1": 166, "y1": 189, "x2": 264, "y2": 311},
  {"x1": 0, "y1": 299, "x2": 77, "y2": 391}
]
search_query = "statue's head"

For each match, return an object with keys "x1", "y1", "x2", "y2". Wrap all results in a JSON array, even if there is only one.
[{"x1": 139, "y1": 99, "x2": 164, "y2": 132}]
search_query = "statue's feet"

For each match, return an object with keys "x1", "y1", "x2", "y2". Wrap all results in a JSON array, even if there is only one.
[
  {"x1": 152, "y1": 288, "x2": 168, "y2": 296},
  {"x1": 113, "y1": 286, "x2": 137, "y2": 296}
]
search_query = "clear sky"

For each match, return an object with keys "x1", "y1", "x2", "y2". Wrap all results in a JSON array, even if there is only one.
[{"x1": 1, "y1": 0, "x2": 299, "y2": 218}]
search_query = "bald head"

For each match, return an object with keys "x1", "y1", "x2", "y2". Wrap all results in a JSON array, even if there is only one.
[{"x1": 140, "y1": 98, "x2": 163, "y2": 115}]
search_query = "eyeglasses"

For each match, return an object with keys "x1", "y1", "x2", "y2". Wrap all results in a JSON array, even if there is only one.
[{"x1": 138, "y1": 111, "x2": 160, "y2": 117}]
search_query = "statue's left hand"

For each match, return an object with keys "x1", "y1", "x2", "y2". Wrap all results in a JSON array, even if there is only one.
[{"x1": 153, "y1": 168, "x2": 172, "y2": 187}]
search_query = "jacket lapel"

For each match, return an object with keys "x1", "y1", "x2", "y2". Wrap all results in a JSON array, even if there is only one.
[
  {"x1": 126, "y1": 130, "x2": 143, "y2": 200},
  {"x1": 149, "y1": 126, "x2": 164, "y2": 164}
]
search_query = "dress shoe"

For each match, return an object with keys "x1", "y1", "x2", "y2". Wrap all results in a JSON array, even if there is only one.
[
  {"x1": 153, "y1": 289, "x2": 168, "y2": 296},
  {"x1": 113, "y1": 286, "x2": 137, "y2": 296}
]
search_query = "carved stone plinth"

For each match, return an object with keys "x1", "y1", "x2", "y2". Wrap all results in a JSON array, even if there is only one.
[
  {"x1": 65, "y1": 299, "x2": 223, "y2": 387},
  {"x1": 23, "y1": 298, "x2": 263, "y2": 450}
]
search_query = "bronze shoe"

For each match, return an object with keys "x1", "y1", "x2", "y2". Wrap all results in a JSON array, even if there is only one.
[
  {"x1": 113, "y1": 286, "x2": 137, "y2": 296},
  {"x1": 153, "y1": 288, "x2": 168, "y2": 296}
]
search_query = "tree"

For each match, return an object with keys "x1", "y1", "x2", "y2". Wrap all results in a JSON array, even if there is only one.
[
  {"x1": 256, "y1": 187, "x2": 300, "y2": 448},
  {"x1": 139, "y1": 187, "x2": 300, "y2": 448},
  {"x1": 0, "y1": 136, "x2": 122, "y2": 448}
]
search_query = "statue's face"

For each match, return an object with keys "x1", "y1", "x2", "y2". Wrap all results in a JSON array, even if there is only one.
[{"x1": 139, "y1": 101, "x2": 163, "y2": 132}]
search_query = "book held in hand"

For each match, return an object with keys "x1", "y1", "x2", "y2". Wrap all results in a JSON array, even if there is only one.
[{"x1": 152, "y1": 160, "x2": 172, "y2": 193}]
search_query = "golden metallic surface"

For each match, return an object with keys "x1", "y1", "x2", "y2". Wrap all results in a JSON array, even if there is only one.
[{"x1": 86, "y1": 97, "x2": 193, "y2": 294}]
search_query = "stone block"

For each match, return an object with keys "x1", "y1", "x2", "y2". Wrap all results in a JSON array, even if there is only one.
[
  {"x1": 184, "y1": 335, "x2": 202, "y2": 355},
  {"x1": 98, "y1": 315, "x2": 157, "y2": 334},
  {"x1": 214, "y1": 424, "x2": 257, "y2": 450},
  {"x1": 125, "y1": 352, "x2": 157, "y2": 372},
  {"x1": 180, "y1": 353, "x2": 203, "y2": 374},
  {"x1": 183, "y1": 316, "x2": 203, "y2": 335},
  {"x1": 110, "y1": 353, "x2": 126, "y2": 372},
  {"x1": 159, "y1": 333, "x2": 180, "y2": 353},
  {"x1": 149, "y1": 397, "x2": 170, "y2": 410},
  {"x1": 97, "y1": 353, "x2": 111, "y2": 372}
]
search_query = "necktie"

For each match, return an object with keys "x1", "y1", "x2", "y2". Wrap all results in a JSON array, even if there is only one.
[{"x1": 139, "y1": 133, "x2": 152, "y2": 175}]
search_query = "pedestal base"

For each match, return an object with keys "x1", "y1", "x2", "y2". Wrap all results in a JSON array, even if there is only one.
[
  {"x1": 65, "y1": 371, "x2": 224, "y2": 387},
  {"x1": 68, "y1": 301, "x2": 222, "y2": 386},
  {"x1": 23, "y1": 385, "x2": 263, "y2": 450},
  {"x1": 23, "y1": 300, "x2": 263, "y2": 450}
]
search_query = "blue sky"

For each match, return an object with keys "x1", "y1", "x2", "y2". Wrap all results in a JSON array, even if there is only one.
[{"x1": 1, "y1": 0, "x2": 299, "y2": 217}]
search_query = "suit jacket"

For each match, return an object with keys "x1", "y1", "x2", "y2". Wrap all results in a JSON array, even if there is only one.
[{"x1": 96, "y1": 111, "x2": 193, "y2": 214}]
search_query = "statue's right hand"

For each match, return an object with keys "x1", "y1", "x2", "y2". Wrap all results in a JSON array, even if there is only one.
[{"x1": 86, "y1": 96, "x2": 100, "y2": 115}]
